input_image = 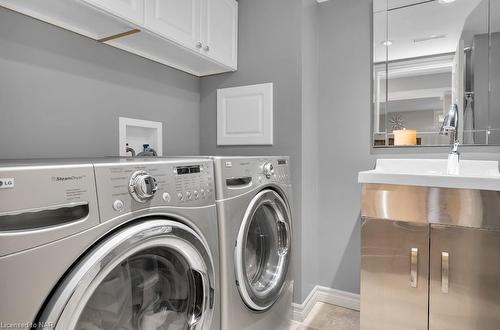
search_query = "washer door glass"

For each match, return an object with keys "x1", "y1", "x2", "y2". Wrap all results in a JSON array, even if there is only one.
[
  {"x1": 236, "y1": 189, "x2": 291, "y2": 311},
  {"x1": 76, "y1": 247, "x2": 199, "y2": 330},
  {"x1": 39, "y1": 220, "x2": 213, "y2": 330}
]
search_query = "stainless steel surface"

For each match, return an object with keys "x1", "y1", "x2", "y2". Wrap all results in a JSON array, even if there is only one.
[
  {"x1": 410, "y1": 248, "x2": 418, "y2": 288},
  {"x1": 39, "y1": 220, "x2": 214, "y2": 330},
  {"x1": 212, "y1": 156, "x2": 293, "y2": 330},
  {"x1": 361, "y1": 218, "x2": 429, "y2": 330},
  {"x1": 362, "y1": 182, "x2": 500, "y2": 330},
  {"x1": 128, "y1": 170, "x2": 158, "y2": 203},
  {"x1": 429, "y1": 225, "x2": 500, "y2": 330},
  {"x1": 0, "y1": 162, "x2": 99, "y2": 256},
  {"x1": 0, "y1": 158, "x2": 221, "y2": 330},
  {"x1": 361, "y1": 183, "x2": 500, "y2": 230},
  {"x1": 212, "y1": 156, "x2": 291, "y2": 201},
  {"x1": 94, "y1": 158, "x2": 215, "y2": 222},
  {"x1": 234, "y1": 189, "x2": 291, "y2": 311},
  {"x1": 440, "y1": 251, "x2": 449, "y2": 293}
]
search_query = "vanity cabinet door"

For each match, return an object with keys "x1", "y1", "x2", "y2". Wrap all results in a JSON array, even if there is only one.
[
  {"x1": 429, "y1": 225, "x2": 500, "y2": 330},
  {"x1": 361, "y1": 218, "x2": 429, "y2": 330},
  {"x1": 82, "y1": 0, "x2": 145, "y2": 25},
  {"x1": 144, "y1": 0, "x2": 201, "y2": 51}
]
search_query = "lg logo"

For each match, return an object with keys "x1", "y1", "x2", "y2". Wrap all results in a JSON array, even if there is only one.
[{"x1": 0, "y1": 178, "x2": 14, "y2": 189}]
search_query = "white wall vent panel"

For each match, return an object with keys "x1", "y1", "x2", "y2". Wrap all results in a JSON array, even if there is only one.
[{"x1": 217, "y1": 82, "x2": 273, "y2": 145}]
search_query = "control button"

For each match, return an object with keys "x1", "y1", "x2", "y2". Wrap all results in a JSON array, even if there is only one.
[
  {"x1": 186, "y1": 191, "x2": 192, "y2": 200},
  {"x1": 113, "y1": 199, "x2": 124, "y2": 211},
  {"x1": 162, "y1": 192, "x2": 171, "y2": 202},
  {"x1": 194, "y1": 190, "x2": 199, "y2": 199},
  {"x1": 177, "y1": 192, "x2": 184, "y2": 201},
  {"x1": 201, "y1": 189, "x2": 206, "y2": 198}
]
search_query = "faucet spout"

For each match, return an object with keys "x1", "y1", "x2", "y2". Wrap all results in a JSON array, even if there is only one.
[
  {"x1": 440, "y1": 104, "x2": 460, "y2": 174},
  {"x1": 440, "y1": 104, "x2": 459, "y2": 143}
]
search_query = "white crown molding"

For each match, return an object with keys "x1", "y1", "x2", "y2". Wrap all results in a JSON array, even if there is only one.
[{"x1": 292, "y1": 286, "x2": 360, "y2": 323}]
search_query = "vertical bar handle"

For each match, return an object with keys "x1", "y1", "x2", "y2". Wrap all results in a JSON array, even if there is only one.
[
  {"x1": 441, "y1": 251, "x2": 449, "y2": 293},
  {"x1": 410, "y1": 248, "x2": 418, "y2": 288}
]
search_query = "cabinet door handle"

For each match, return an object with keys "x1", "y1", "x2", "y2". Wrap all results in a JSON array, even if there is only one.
[
  {"x1": 441, "y1": 251, "x2": 449, "y2": 293},
  {"x1": 410, "y1": 248, "x2": 418, "y2": 288},
  {"x1": 196, "y1": 42, "x2": 202, "y2": 49}
]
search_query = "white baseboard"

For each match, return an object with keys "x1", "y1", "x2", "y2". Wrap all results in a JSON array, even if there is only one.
[{"x1": 292, "y1": 286, "x2": 360, "y2": 322}]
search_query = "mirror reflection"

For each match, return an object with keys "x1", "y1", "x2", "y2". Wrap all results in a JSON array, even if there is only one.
[{"x1": 373, "y1": 0, "x2": 500, "y2": 147}]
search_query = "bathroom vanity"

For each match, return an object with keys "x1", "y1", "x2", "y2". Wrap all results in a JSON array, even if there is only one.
[{"x1": 359, "y1": 159, "x2": 500, "y2": 330}]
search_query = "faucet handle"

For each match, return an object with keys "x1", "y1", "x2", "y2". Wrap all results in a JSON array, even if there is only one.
[{"x1": 452, "y1": 140, "x2": 460, "y2": 155}]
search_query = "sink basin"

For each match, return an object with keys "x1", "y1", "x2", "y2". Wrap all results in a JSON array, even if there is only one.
[{"x1": 358, "y1": 159, "x2": 500, "y2": 190}]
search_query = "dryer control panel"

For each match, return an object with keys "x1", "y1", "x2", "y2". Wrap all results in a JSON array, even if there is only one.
[
  {"x1": 94, "y1": 158, "x2": 215, "y2": 222},
  {"x1": 213, "y1": 156, "x2": 291, "y2": 200}
]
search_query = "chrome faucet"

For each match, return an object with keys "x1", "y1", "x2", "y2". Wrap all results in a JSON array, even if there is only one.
[
  {"x1": 440, "y1": 104, "x2": 460, "y2": 175},
  {"x1": 125, "y1": 143, "x2": 136, "y2": 157}
]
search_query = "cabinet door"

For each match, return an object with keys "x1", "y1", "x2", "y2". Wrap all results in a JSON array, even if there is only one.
[
  {"x1": 361, "y1": 218, "x2": 429, "y2": 330},
  {"x1": 201, "y1": 0, "x2": 237, "y2": 68},
  {"x1": 144, "y1": 0, "x2": 201, "y2": 50},
  {"x1": 430, "y1": 225, "x2": 500, "y2": 330},
  {"x1": 82, "y1": 0, "x2": 144, "y2": 25}
]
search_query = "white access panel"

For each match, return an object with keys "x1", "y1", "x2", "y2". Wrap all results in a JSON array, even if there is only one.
[
  {"x1": 217, "y1": 83, "x2": 273, "y2": 146},
  {"x1": 118, "y1": 117, "x2": 163, "y2": 156}
]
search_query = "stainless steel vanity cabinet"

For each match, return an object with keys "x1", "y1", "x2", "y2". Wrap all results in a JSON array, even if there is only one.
[
  {"x1": 429, "y1": 225, "x2": 500, "y2": 330},
  {"x1": 361, "y1": 219, "x2": 429, "y2": 330},
  {"x1": 361, "y1": 183, "x2": 500, "y2": 330}
]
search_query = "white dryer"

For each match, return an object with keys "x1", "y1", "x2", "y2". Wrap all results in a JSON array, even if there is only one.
[
  {"x1": 0, "y1": 158, "x2": 220, "y2": 330},
  {"x1": 213, "y1": 156, "x2": 293, "y2": 330}
]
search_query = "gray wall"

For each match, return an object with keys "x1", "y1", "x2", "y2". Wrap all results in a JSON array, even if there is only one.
[
  {"x1": 314, "y1": 0, "x2": 500, "y2": 298},
  {"x1": 315, "y1": 0, "x2": 373, "y2": 295},
  {"x1": 0, "y1": 8, "x2": 200, "y2": 159},
  {"x1": 300, "y1": 0, "x2": 321, "y2": 301},
  {"x1": 199, "y1": 0, "x2": 304, "y2": 301}
]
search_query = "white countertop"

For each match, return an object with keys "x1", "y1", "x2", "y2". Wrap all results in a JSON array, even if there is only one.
[{"x1": 358, "y1": 158, "x2": 500, "y2": 191}]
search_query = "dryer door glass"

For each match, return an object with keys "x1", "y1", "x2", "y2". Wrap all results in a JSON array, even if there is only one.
[
  {"x1": 235, "y1": 189, "x2": 291, "y2": 311},
  {"x1": 38, "y1": 220, "x2": 214, "y2": 330}
]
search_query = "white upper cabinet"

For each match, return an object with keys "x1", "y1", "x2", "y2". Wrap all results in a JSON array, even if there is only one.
[
  {"x1": 0, "y1": 0, "x2": 237, "y2": 76},
  {"x1": 144, "y1": 0, "x2": 201, "y2": 51},
  {"x1": 202, "y1": 0, "x2": 238, "y2": 68},
  {"x1": 82, "y1": 0, "x2": 145, "y2": 25}
]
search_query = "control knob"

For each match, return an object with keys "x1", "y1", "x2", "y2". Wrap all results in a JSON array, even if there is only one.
[
  {"x1": 262, "y1": 162, "x2": 275, "y2": 179},
  {"x1": 129, "y1": 171, "x2": 158, "y2": 203}
]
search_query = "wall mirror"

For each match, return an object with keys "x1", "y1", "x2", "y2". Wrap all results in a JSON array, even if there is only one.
[{"x1": 373, "y1": 0, "x2": 500, "y2": 147}]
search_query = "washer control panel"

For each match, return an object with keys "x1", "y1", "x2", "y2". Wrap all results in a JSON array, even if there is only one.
[{"x1": 94, "y1": 159, "x2": 214, "y2": 221}]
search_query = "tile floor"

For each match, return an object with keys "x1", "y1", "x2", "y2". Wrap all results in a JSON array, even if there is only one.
[{"x1": 290, "y1": 303, "x2": 360, "y2": 330}]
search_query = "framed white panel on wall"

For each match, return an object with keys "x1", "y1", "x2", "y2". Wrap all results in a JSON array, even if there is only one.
[
  {"x1": 119, "y1": 117, "x2": 163, "y2": 156},
  {"x1": 217, "y1": 82, "x2": 273, "y2": 145}
]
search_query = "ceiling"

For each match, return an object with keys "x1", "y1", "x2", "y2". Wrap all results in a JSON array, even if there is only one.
[{"x1": 374, "y1": 0, "x2": 486, "y2": 62}]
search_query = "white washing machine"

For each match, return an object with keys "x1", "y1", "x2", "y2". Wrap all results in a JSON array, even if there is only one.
[
  {"x1": 212, "y1": 156, "x2": 293, "y2": 330},
  {"x1": 0, "y1": 158, "x2": 220, "y2": 330}
]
